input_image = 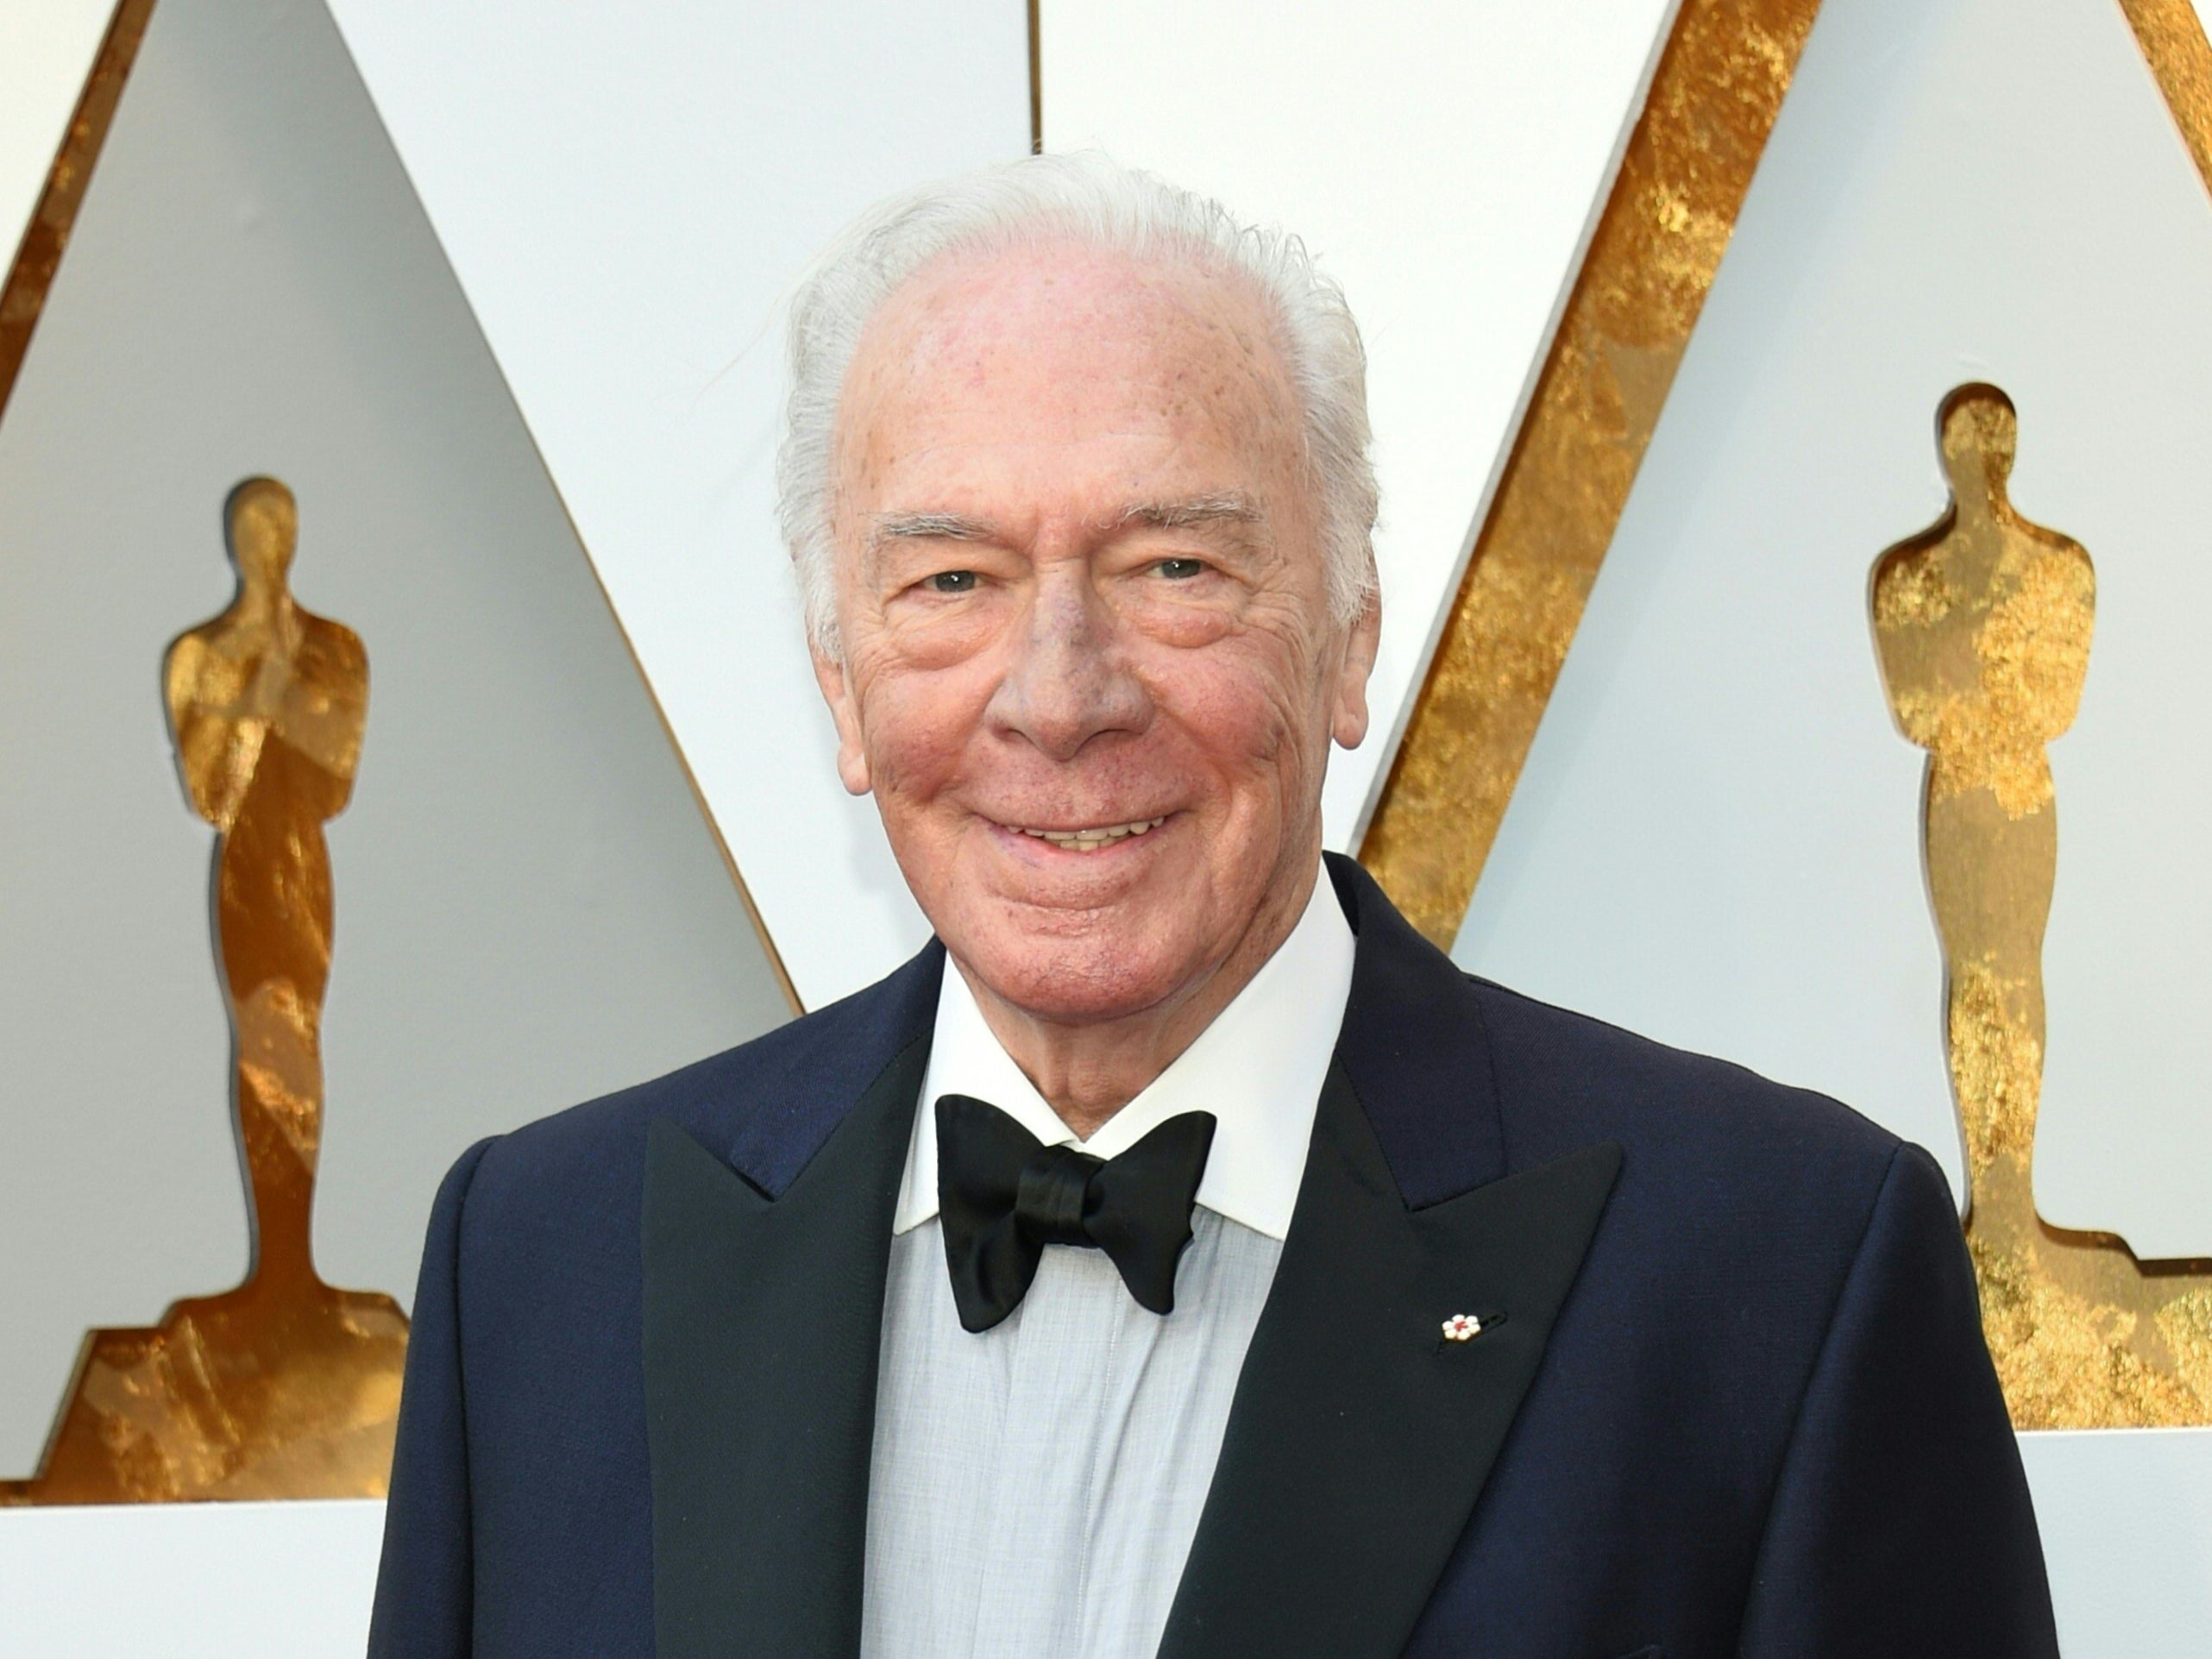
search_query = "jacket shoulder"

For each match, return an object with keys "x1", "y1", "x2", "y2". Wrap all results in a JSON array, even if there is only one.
[
  {"x1": 1467, "y1": 973, "x2": 1914, "y2": 1207},
  {"x1": 462, "y1": 942, "x2": 944, "y2": 1225}
]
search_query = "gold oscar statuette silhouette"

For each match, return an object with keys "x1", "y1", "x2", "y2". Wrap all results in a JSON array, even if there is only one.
[
  {"x1": 2, "y1": 478, "x2": 408, "y2": 1504},
  {"x1": 1873, "y1": 386, "x2": 2212, "y2": 1429}
]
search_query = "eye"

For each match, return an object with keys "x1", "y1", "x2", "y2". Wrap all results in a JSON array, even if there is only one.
[
  {"x1": 928, "y1": 569, "x2": 978, "y2": 594},
  {"x1": 1154, "y1": 557, "x2": 1207, "y2": 581}
]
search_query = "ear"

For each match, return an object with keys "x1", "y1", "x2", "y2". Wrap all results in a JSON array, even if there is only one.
[
  {"x1": 811, "y1": 644, "x2": 873, "y2": 795},
  {"x1": 1330, "y1": 592, "x2": 1381, "y2": 750}
]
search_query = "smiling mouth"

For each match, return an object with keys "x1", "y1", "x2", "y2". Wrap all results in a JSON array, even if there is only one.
[{"x1": 1003, "y1": 816, "x2": 1170, "y2": 853}]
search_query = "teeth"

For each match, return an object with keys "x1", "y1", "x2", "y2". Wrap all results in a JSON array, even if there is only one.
[{"x1": 1016, "y1": 816, "x2": 1168, "y2": 852}]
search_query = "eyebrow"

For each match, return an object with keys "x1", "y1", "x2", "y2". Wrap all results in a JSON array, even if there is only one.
[
  {"x1": 869, "y1": 511, "x2": 996, "y2": 548},
  {"x1": 1109, "y1": 493, "x2": 1265, "y2": 534},
  {"x1": 864, "y1": 493, "x2": 1267, "y2": 553}
]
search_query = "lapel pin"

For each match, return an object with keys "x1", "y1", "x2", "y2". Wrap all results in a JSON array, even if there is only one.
[{"x1": 1442, "y1": 1313, "x2": 1482, "y2": 1342}]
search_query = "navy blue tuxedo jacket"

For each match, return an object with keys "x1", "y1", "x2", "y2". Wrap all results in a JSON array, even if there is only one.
[{"x1": 370, "y1": 856, "x2": 2056, "y2": 1657}]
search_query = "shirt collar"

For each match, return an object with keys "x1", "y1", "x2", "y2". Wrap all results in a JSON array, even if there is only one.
[{"x1": 894, "y1": 862, "x2": 1356, "y2": 1241}]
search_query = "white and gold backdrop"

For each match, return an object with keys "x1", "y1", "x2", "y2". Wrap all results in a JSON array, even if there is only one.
[{"x1": 1, "y1": 0, "x2": 2208, "y2": 1650}]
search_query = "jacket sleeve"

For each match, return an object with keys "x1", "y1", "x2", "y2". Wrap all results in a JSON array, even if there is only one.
[
  {"x1": 368, "y1": 1137, "x2": 496, "y2": 1659},
  {"x1": 1737, "y1": 1141, "x2": 2058, "y2": 1657}
]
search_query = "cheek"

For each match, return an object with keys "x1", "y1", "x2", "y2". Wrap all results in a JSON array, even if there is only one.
[
  {"x1": 1152, "y1": 645, "x2": 1312, "y2": 794},
  {"x1": 856, "y1": 663, "x2": 993, "y2": 801}
]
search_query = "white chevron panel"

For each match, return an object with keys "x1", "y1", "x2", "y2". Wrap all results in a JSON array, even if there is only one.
[
  {"x1": 327, "y1": 1, "x2": 1030, "y2": 1008},
  {"x1": 1458, "y1": 0, "x2": 2212, "y2": 1258},
  {"x1": 329, "y1": 3, "x2": 1678, "y2": 1005}
]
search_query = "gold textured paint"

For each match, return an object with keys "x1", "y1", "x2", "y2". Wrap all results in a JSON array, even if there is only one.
[
  {"x1": 0, "y1": 0, "x2": 156, "y2": 423},
  {"x1": 1, "y1": 2, "x2": 801, "y2": 1026},
  {"x1": 1874, "y1": 388, "x2": 2212, "y2": 1430},
  {"x1": 0, "y1": 0, "x2": 2199, "y2": 1514},
  {"x1": 2121, "y1": 0, "x2": 2212, "y2": 202},
  {"x1": 0, "y1": 0, "x2": 801, "y2": 1505},
  {"x1": 1359, "y1": 0, "x2": 1825, "y2": 945},
  {"x1": 1, "y1": 481, "x2": 408, "y2": 1504},
  {"x1": 1360, "y1": 0, "x2": 2212, "y2": 945},
  {"x1": 1350, "y1": 0, "x2": 2212, "y2": 1432},
  {"x1": 1027, "y1": 0, "x2": 1043, "y2": 156}
]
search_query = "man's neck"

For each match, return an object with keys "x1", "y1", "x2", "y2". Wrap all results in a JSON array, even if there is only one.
[{"x1": 955, "y1": 859, "x2": 1323, "y2": 1140}]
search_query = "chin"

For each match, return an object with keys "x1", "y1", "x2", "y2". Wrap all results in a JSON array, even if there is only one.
[{"x1": 958, "y1": 922, "x2": 1195, "y2": 1027}]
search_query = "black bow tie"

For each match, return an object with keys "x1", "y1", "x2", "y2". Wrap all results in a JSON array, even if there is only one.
[{"x1": 935, "y1": 1093, "x2": 1217, "y2": 1334}]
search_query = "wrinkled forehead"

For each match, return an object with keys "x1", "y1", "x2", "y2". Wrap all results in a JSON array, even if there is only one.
[{"x1": 831, "y1": 239, "x2": 1309, "y2": 519}]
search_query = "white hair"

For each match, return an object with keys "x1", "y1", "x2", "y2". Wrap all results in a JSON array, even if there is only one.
[{"x1": 776, "y1": 150, "x2": 1380, "y2": 658}]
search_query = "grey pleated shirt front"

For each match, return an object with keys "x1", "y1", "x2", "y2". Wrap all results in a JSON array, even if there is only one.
[{"x1": 860, "y1": 869, "x2": 1356, "y2": 1659}]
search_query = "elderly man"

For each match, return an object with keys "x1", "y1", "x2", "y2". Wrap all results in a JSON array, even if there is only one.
[{"x1": 371, "y1": 155, "x2": 2055, "y2": 1658}]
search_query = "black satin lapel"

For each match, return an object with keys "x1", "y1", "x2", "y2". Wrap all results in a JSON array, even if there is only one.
[
  {"x1": 643, "y1": 1039, "x2": 925, "y2": 1659},
  {"x1": 1159, "y1": 1068, "x2": 1622, "y2": 1659}
]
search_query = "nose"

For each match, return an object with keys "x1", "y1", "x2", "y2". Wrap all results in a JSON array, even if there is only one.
[{"x1": 985, "y1": 566, "x2": 1150, "y2": 762}]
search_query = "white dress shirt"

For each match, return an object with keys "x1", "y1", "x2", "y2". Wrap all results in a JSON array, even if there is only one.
[{"x1": 861, "y1": 865, "x2": 1357, "y2": 1659}]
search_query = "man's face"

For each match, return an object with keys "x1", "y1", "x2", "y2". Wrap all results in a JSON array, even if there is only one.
[{"x1": 815, "y1": 242, "x2": 1379, "y2": 1026}]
